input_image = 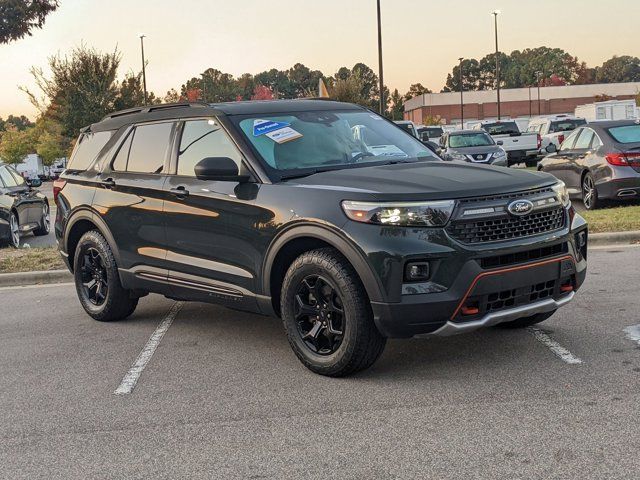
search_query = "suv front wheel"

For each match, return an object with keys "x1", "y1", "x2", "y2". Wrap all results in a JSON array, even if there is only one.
[
  {"x1": 73, "y1": 230, "x2": 138, "y2": 322},
  {"x1": 281, "y1": 248, "x2": 386, "y2": 377}
]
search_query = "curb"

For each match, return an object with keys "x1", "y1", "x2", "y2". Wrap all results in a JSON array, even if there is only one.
[
  {"x1": 589, "y1": 230, "x2": 640, "y2": 246},
  {"x1": 0, "y1": 269, "x2": 72, "y2": 288}
]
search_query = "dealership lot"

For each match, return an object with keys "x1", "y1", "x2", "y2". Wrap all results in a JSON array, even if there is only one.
[{"x1": 1, "y1": 246, "x2": 639, "y2": 479}]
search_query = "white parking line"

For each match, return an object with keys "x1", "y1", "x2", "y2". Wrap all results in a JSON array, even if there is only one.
[
  {"x1": 623, "y1": 324, "x2": 640, "y2": 346},
  {"x1": 528, "y1": 327, "x2": 583, "y2": 365},
  {"x1": 114, "y1": 301, "x2": 183, "y2": 395}
]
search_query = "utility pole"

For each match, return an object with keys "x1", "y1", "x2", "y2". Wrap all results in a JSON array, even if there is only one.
[
  {"x1": 528, "y1": 86, "x2": 532, "y2": 117},
  {"x1": 201, "y1": 72, "x2": 207, "y2": 102},
  {"x1": 536, "y1": 71, "x2": 543, "y2": 115},
  {"x1": 492, "y1": 10, "x2": 501, "y2": 120},
  {"x1": 458, "y1": 57, "x2": 464, "y2": 126},
  {"x1": 139, "y1": 34, "x2": 148, "y2": 105},
  {"x1": 376, "y1": 0, "x2": 385, "y2": 115}
]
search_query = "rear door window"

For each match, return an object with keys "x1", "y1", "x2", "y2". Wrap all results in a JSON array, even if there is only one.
[
  {"x1": 116, "y1": 122, "x2": 175, "y2": 173},
  {"x1": 68, "y1": 131, "x2": 114, "y2": 171}
]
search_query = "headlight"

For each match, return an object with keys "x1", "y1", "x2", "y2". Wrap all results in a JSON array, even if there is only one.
[
  {"x1": 450, "y1": 153, "x2": 467, "y2": 161},
  {"x1": 342, "y1": 200, "x2": 455, "y2": 227},
  {"x1": 492, "y1": 150, "x2": 506, "y2": 159},
  {"x1": 552, "y1": 181, "x2": 570, "y2": 207}
]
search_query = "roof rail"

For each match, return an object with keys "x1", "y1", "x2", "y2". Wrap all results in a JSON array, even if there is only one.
[{"x1": 101, "y1": 102, "x2": 209, "y2": 121}]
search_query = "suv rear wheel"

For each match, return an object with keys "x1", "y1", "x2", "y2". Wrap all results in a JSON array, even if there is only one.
[
  {"x1": 281, "y1": 248, "x2": 386, "y2": 377},
  {"x1": 73, "y1": 230, "x2": 138, "y2": 322}
]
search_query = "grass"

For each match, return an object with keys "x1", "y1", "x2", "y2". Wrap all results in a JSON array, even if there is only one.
[
  {"x1": 0, "y1": 247, "x2": 65, "y2": 274},
  {"x1": 581, "y1": 204, "x2": 640, "y2": 234}
]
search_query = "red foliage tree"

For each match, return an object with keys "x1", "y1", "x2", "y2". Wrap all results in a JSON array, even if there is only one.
[{"x1": 251, "y1": 85, "x2": 275, "y2": 100}]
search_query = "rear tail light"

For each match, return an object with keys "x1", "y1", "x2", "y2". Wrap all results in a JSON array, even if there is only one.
[
  {"x1": 605, "y1": 152, "x2": 640, "y2": 166},
  {"x1": 537, "y1": 134, "x2": 541, "y2": 149},
  {"x1": 53, "y1": 179, "x2": 67, "y2": 203},
  {"x1": 557, "y1": 134, "x2": 565, "y2": 145}
]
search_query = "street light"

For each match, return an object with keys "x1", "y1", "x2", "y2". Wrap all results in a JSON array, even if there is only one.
[
  {"x1": 458, "y1": 57, "x2": 464, "y2": 126},
  {"x1": 138, "y1": 33, "x2": 148, "y2": 106},
  {"x1": 492, "y1": 10, "x2": 501, "y2": 120},
  {"x1": 536, "y1": 71, "x2": 543, "y2": 115},
  {"x1": 201, "y1": 72, "x2": 207, "y2": 102},
  {"x1": 376, "y1": 0, "x2": 385, "y2": 115}
]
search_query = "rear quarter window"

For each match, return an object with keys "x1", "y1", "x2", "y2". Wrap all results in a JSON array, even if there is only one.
[
  {"x1": 606, "y1": 125, "x2": 640, "y2": 144},
  {"x1": 68, "y1": 131, "x2": 114, "y2": 171}
]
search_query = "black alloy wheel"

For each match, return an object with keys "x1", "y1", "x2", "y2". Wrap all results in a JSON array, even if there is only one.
[{"x1": 79, "y1": 247, "x2": 109, "y2": 306}]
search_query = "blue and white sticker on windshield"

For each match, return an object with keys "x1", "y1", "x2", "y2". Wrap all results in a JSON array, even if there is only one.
[{"x1": 253, "y1": 119, "x2": 291, "y2": 137}]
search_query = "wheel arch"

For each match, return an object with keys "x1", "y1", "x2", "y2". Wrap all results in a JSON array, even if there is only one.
[
  {"x1": 262, "y1": 224, "x2": 384, "y2": 315},
  {"x1": 64, "y1": 209, "x2": 121, "y2": 271}
]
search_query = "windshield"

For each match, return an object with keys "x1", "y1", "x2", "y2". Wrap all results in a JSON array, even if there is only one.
[
  {"x1": 235, "y1": 110, "x2": 438, "y2": 177},
  {"x1": 607, "y1": 125, "x2": 640, "y2": 144},
  {"x1": 481, "y1": 122, "x2": 520, "y2": 136},
  {"x1": 419, "y1": 127, "x2": 443, "y2": 140},
  {"x1": 549, "y1": 119, "x2": 586, "y2": 133},
  {"x1": 449, "y1": 132, "x2": 495, "y2": 148}
]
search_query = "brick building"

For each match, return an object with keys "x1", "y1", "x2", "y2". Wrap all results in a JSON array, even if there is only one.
[{"x1": 403, "y1": 81, "x2": 640, "y2": 125}]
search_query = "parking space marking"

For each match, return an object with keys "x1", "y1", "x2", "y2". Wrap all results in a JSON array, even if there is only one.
[
  {"x1": 623, "y1": 324, "x2": 640, "y2": 346},
  {"x1": 114, "y1": 301, "x2": 183, "y2": 395},
  {"x1": 528, "y1": 327, "x2": 583, "y2": 365}
]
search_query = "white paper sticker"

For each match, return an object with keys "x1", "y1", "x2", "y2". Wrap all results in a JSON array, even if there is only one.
[{"x1": 266, "y1": 127, "x2": 303, "y2": 144}]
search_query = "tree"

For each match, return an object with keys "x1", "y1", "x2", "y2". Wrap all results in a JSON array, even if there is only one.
[
  {"x1": 330, "y1": 75, "x2": 366, "y2": 106},
  {"x1": 404, "y1": 83, "x2": 431, "y2": 100},
  {"x1": 0, "y1": 126, "x2": 35, "y2": 165},
  {"x1": 254, "y1": 68, "x2": 294, "y2": 98},
  {"x1": 288, "y1": 63, "x2": 324, "y2": 98},
  {"x1": 236, "y1": 73, "x2": 256, "y2": 100},
  {"x1": 33, "y1": 119, "x2": 67, "y2": 165},
  {"x1": 164, "y1": 88, "x2": 181, "y2": 103},
  {"x1": 595, "y1": 55, "x2": 640, "y2": 83},
  {"x1": 0, "y1": 114, "x2": 34, "y2": 132},
  {"x1": 0, "y1": 0, "x2": 59, "y2": 43},
  {"x1": 251, "y1": 85, "x2": 275, "y2": 100},
  {"x1": 389, "y1": 89, "x2": 404, "y2": 120},
  {"x1": 182, "y1": 68, "x2": 239, "y2": 103}
]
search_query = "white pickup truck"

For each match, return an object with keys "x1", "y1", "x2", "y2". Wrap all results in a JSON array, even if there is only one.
[{"x1": 472, "y1": 120, "x2": 540, "y2": 167}]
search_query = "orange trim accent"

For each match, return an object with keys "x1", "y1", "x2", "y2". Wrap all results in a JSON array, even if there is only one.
[
  {"x1": 451, "y1": 255, "x2": 575, "y2": 320},
  {"x1": 461, "y1": 306, "x2": 479, "y2": 316},
  {"x1": 560, "y1": 284, "x2": 574, "y2": 293}
]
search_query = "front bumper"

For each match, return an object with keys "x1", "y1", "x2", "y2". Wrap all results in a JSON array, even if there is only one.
[{"x1": 344, "y1": 208, "x2": 588, "y2": 338}]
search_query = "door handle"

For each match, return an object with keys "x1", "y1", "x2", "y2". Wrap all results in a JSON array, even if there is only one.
[
  {"x1": 101, "y1": 178, "x2": 116, "y2": 189},
  {"x1": 169, "y1": 186, "x2": 189, "y2": 198}
]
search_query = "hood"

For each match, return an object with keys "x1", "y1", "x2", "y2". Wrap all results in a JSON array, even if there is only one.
[
  {"x1": 449, "y1": 145, "x2": 501, "y2": 155},
  {"x1": 287, "y1": 161, "x2": 557, "y2": 201}
]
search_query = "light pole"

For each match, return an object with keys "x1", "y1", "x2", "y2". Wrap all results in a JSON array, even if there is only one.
[
  {"x1": 492, "y1": 10, "x2": 501, "y2": 120},
  {"x1": 376, "y1": 0, "x2": 385, "y2": 115},
  {"x1": 528, "y1": 85, "x2": 532, "y2": 117},
  {"x1": 536, "y1": 71, "x2": 543, "y2": 115},
  {"x1": 201, "y1": 72, "x2": 207, "y2": 102},
  {"x1": 458, "y1": 57, "x2": 464, "y2": 126},
  {"x1": 138, "y1": 34, "x2": 148, "y2": 105}
]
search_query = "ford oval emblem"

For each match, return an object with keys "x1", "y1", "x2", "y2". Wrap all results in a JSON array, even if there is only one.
[{"x1": 507, "y1": 199, "x2": 534, "y2": 216}]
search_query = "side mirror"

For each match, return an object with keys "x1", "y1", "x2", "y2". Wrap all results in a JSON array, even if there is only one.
[
  {"x1": 496, "y1": 140, "x2": 504, "y2": 146},
  {"x1": 546, "y1": 143, "x2": 557, "y2": 153},
  {"x1": 194, "y1": 157, "x2": 250, "y2": 182},
  {"x1": 27, "y1": 178, "x2": 42, "y2": 188}
]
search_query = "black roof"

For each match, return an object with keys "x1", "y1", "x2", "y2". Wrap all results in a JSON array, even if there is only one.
[
  {"x1": 588, "y1": 119, "x2": 640, "y2": 129},
  {"x1": 92, "y1": 99, "x2": 363, "y2": 133},
  {"x1": 449, "y1": 129, "x2": 486, "y2": 135}
]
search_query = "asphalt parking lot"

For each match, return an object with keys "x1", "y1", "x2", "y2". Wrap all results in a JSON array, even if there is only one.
[{"x1": 1, "y1": 246, "x2": 639, "y2": 479}]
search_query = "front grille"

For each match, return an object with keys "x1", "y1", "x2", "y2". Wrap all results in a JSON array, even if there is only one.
[
  {"x1": 457, "y1": 187, "x2": 553, "y2": 205},
  {"x1": 448, "y1": 207, "x2": 565, "y2": 244},
  {"x1": 479, "y1": 242, "x2": 568, "y2": 269}
]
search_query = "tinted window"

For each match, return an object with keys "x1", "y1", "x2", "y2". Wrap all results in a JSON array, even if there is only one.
[
  {"x1": 126, "y1": 122, "x2": 174, "y2": 173},
  {"x1": 549, "y1": 119, "x2": 586, "y2": 133},
  {"x1": 481, "y1": 122, "x2": 520, "y2": 135},
  {"x1": 178, "y1": 120, "x2": 243, "y2": 176},
  {"x1": 573, "y1": 129, "x2": 595, "y2": 150},
  {"x1": 112, "y1": 130, "x2": 133, "y2": 171},
  {"x1": 0, "y1": 167, "x2": 17, "y2": 187},
  {"x1": 607, "y1": 125, "x2": 640, "y2": 144},
  {"x1": 449, "y1": 132, "x2": 494, "y2": 148},
  {"x1": 68, "y1": 131, "x2": 113, "y2": 171},
  {"x1": 559, "y1": 129, "x2": 582, "y2": 151}
]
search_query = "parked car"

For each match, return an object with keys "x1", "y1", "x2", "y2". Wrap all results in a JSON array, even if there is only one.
[
  {"x1": 538, "y1": 120, "x2": 640, "y2": 209},
  {"x1": 438, "y1": 130, "x2": 507, "y2": 166},
  {"x1": 394, "y1": 120, "x2": 420, "y2": 138},
  {"x1": 55, "y1": 100, "x2": 587, "y2": 377},
  {"x1": 473, "y1": 120, "x2": 540, "y2": 167},
  {"x1": 527, "y1": 115, "x2": 587, "y2": 154},
  {"x1": 0, "y1": 162, "x2": 50, "y2": 248},
  {"x1": 416, "y1": 125, "x2": 444, "y2": 144}
]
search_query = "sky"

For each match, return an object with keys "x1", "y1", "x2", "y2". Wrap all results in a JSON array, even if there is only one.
[{"x1": 1, "y1": 0, "x2": 639, "y2": 119}]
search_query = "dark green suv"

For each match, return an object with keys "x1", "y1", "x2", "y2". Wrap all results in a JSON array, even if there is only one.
[{"x1": 54, "y1": 100, "x2": 588, "y2": 376}]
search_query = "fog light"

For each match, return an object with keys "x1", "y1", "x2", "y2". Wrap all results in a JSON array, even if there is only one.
[{"x1": 405, "y1": 262, "x2": 430, "y2": 282}]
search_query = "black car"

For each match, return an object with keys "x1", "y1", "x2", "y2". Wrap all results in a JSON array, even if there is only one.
[
  {"x1": 539, "y1": 120, "x2": 640, "y2": 209},
  {"x1": 55, "y1": 100, "x2": 588, "y2": 376},
  {"x1": 438, "y1": 130, "x2": 508, "y2": 166},
  {"x1": 0, "y1": 163, "x2": 50, "y2": 247}
]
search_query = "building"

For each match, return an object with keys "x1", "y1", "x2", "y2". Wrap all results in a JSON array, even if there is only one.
[{"x1": 403, "y1": 81, "x2": 640, "y2": 125}]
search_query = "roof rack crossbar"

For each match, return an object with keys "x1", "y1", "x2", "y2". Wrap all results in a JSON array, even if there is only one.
[{"x1": 101, "y1": 102, "x2": 209, "y2": 121}]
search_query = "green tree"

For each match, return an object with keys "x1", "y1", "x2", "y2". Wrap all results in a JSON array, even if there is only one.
[
  {"x1": 330, "y1": 75, "x2": 366, "y2": 106},
  {"x1": 254, "y1": 69, "x2": 294, "y2": 98},
  {"x1": 0, "y1": 114, "x2": 34, "y2": 132},
  {"x1": 0, "y1": 0, "x2": 59, "y2": 43},
  {"x1": 164, "y1": 88, "x2": 181, "y2": 103},
  {"x1": 288, "y1": 63, "x2": 324, "y2": 98},
  {"x1": 182, "y1": 68, "x2": 239, "y2": 103},
  {"x1": 0, "y1": 126, "x2": 35, "y2": 165},
  {"x1": 32, "y1": 119, "x2": 68, "y2": 165},
  {"x1": 389, "y1": 89, "x2": 404, "y2": 120},
  {"x1": 595, "y1": 55, "x2": 640, "y2": 83},
  {"x1": 404, "y1": 83, "x2": 432, "y2": 100}
]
